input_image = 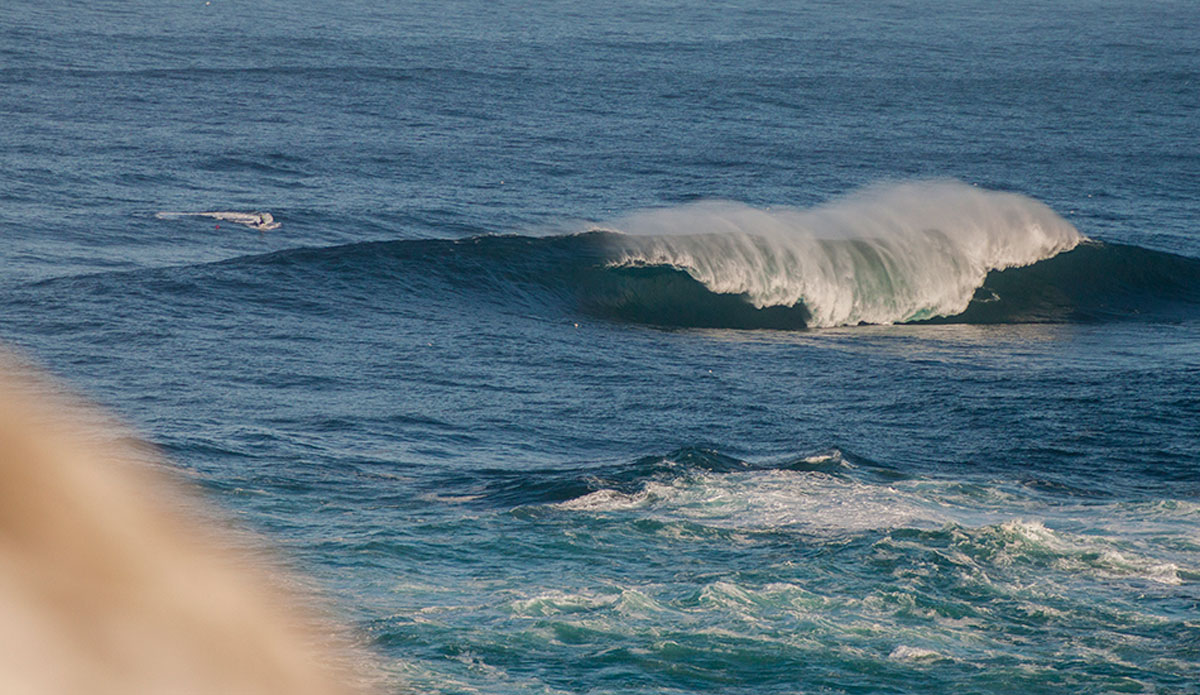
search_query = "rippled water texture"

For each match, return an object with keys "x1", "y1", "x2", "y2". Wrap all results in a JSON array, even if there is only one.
[{"x1": 2, "y1": 1, "x2": 1198, "y2": 693}]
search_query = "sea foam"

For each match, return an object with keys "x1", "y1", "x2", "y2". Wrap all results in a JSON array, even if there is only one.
[{"x1": 607, "y1": 180, "x2": 1082, "y2": 326}]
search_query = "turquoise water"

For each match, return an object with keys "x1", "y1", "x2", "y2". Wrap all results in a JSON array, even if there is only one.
[{"x1": 2, "y1": 1, "x2": 1199, "y2": 692}]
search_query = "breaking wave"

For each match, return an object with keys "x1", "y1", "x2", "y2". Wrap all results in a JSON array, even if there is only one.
[{"x1": 602, "y1": 180, "x2": 1083, "y2": 326}]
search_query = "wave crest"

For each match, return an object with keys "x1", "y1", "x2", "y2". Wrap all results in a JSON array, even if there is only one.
[{"x1": 606, "y1": 181, "x2": 1082, "y2": 326}]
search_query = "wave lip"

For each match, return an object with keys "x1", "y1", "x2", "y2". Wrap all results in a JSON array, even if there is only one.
[{"x1": 605, "y1": 181, "x2": 1083, "y2": 327}]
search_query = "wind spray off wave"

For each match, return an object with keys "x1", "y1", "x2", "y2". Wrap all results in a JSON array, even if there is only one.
[{"x1": 606, "y1": 181, "x2": 1083, "y2": 326}]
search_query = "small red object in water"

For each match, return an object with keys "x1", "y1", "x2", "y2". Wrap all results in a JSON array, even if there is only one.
[{"x1": 215, "y1": 224, "x2": 220, "y2": 229}]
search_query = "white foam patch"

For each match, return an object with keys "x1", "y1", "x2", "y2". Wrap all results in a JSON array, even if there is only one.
[
  {"x1": 605, "y1": 180, "x2": 1082, "y2": 326},
  {"x1": 557, "y1": 469, "x2": 947, "y2": 533},
  {"x1": 554, "y1": 482, "x2": 675, "y2": 511},
  {"x1": 508, "y1": 590, "x2": 619, "y2": 617},
  {"x1": 507, "y1": 588, "x2": 670, "y2": 620},
  {"x1": 888, "y1": 645, "x2": 946, "y2": 661},
  {"x1": 997, "y1": 520, "x2": 1184, "y2": 585},
  {"x1": 555, "y1": 467, "x2": 1197, "y2": 588}
]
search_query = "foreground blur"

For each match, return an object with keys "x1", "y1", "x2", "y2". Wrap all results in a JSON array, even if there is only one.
[{"x1": 0, "y1": 353, "x2": 373, "y2": 695}]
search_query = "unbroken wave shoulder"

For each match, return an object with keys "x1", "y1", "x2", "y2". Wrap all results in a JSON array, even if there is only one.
[{"x1": 925, "y1": 240, "x2": 1200, "y2": 324}]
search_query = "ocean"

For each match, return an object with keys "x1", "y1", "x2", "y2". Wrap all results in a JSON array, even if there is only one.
[{"x1": 2, "y1": 0, "x2": 1199, "y2": 692}]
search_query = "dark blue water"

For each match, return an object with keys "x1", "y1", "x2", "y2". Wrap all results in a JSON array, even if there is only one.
[{"x1": 3, "y1": 1, "x2": 1200, "y2": 692}]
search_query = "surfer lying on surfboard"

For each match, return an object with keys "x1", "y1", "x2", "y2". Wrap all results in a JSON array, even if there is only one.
[{"x1": 155, "y1": 211, "x2": 281, "y2": 231}]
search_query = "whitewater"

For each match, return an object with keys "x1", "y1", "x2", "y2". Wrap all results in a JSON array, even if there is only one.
[{"x1": 606, "y1": 181, "x2": 1083, "y2": 326}]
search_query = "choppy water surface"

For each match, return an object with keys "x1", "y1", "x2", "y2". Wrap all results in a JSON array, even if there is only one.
[{"x1": 3, "y1": 0, "x2": 1199, "y2": 692}]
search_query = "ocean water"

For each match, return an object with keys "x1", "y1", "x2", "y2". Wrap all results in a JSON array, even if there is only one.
[{"x1": 3, "y1": 0, "x2": 1200, "y2": 692}]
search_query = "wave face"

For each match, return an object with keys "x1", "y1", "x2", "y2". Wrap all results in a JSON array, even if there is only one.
[{"x1": 604, "y1": 181, "x2": 1083, "y2": 326}]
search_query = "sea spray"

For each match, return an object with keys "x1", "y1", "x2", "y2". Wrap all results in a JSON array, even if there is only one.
[{"x1": 605, "y1": 181, "x2": 1083, "y2": 326}]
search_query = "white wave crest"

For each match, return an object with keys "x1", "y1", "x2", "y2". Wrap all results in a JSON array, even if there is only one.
[{"x1": 606, "y1": 180, "x2": 1082, "y2": 327}]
